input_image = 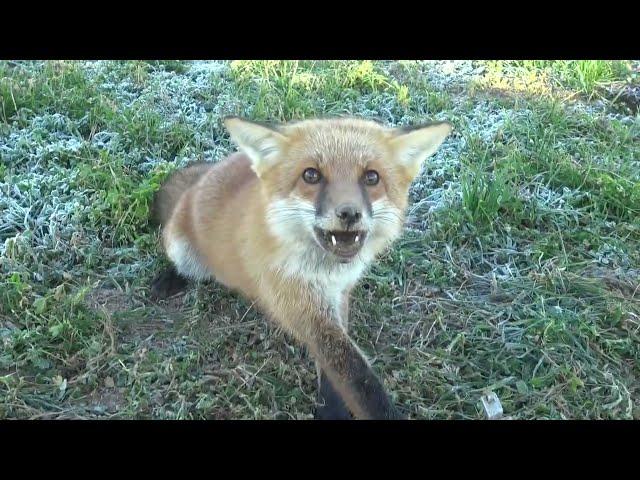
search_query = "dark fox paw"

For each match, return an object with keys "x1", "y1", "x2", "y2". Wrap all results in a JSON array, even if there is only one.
[
  {"x1": 314, "y1": 371, "x2": 354, "y2": 420},
  {"x1": 314, "y1": 404, "x2": 354, "y2": 420},
  {"x1": 150, "y1": 267, "x2": 189, "y2": 299}
]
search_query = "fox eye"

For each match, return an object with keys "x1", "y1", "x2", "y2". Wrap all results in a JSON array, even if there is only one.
[
  {"x1": 302, "y1": 168, "x2": 322, "y2": 184},
  {"x1": 364, "y1": 170, "x2": 379, "y2": 186}
]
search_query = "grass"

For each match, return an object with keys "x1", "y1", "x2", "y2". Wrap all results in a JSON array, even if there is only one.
[
  {"x1": 475, "y1": 60, "x2": 636, "y2": 104},
  {"x1": 1, "y1": 60, "x2": 639, "y2": 419}
]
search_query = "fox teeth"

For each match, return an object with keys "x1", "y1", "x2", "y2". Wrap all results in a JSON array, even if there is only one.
[
  {"x1": 355, "y1": 235, "x2": 359, "y2": 243},
  {"x1": 331, "y1": 235, "x2": 337, "y2": 246}
]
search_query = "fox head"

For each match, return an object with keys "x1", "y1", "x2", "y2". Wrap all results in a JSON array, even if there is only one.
[{"x1": 224, "y1": 116, "x2": 452, "y2": 266}]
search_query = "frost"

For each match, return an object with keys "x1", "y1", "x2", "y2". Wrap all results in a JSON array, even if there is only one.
[{"x1": 420, "y1": 60, "x2": 487, "y2": 91}]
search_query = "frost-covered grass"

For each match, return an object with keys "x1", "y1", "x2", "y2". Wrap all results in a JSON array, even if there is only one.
[{"x1": 1, "y1": 60, "x2": 639, "y2": 419}]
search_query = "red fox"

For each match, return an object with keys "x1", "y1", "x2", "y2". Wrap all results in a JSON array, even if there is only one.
[{"x1": 150, "y1": 116, "x2": 452, "y2": 419}]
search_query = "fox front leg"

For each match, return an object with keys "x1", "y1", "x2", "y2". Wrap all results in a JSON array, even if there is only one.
[
  {"x1": 265, "y1": 284, "x2": 404, "y2": 420},
  {"x1": 314, "y1": 290, "x2": 355, "y2": 420},
  {"x1": 301, "y1": 318, "x2": 404, "y2": 420}
]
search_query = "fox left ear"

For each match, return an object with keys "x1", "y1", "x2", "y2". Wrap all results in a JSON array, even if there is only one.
[
  {"x1": 223, "y1": 117, "x2": 288, "y2": 176},
  {"x1": 389, "y1": 122, "x2": 453, "y2": 178}
]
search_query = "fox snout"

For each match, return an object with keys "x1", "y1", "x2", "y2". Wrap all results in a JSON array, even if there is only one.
[
  {"x1": 318, "y1": 181, "x2": 369, "y2": 231},
  {"x1": 335, "y1": 203, "x2": 362, "y2": 229},
  {"x1": 312, "y1": 183, "x2": 370, "y2": 261}
]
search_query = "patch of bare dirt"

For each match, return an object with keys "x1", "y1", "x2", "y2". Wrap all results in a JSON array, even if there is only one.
[
  {"x1": 584, "y1": 267, "x2": 640, "y2": 300},
  {"x1": 85, "y1": 285, "x2": 191, "y2": 350},
  {"x1": 85, "y1": 287, "x2": 142, "y2": 314},
  {"x1": 607, "y1": 84, "x2": 640, "y2": 114},
  {"x1": 83, "y1": 386, "x2": 127, "y2": 416}
]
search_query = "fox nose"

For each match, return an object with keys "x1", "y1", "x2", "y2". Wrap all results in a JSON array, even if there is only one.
[{"x1": 335, "y1": 203, "x2": 362, "y2": 228}]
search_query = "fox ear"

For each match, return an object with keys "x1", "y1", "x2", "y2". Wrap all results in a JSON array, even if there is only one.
[
  {"x1": 223, "y1": 117, "x2": 288, "y2": 176},
  {"x1": 388, "y1": 122, "x2": 453, "y2": 178}
]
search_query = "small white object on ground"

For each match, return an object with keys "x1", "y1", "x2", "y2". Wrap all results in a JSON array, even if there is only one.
[{"x1": 481, "y1": 392, "x2": 504, "y2": 420}]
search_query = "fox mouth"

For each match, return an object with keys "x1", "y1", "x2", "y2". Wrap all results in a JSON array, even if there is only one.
[{"x1": 314, "y1": 227, "x2": 366, "y2": 261}]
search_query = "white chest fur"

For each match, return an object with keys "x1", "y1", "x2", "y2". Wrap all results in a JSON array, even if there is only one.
[{"x1": 272, "y1": 245, "x2": 369, "y2": 326}]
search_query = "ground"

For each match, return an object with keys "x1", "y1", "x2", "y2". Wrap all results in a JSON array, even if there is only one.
[{"x1": 1, "y1": 60, "x2": 639, "y2": 419}]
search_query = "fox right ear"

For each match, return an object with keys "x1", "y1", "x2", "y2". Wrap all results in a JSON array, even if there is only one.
[
  {"x1": 223, "y1": 117, "x2": 288, "y2": 176},
  {"x1": 388, "y1": 121, "x2": 453, "y2": 179}
]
